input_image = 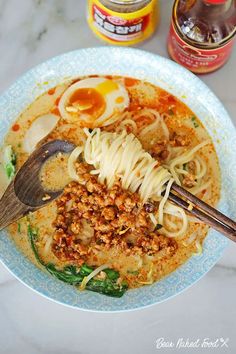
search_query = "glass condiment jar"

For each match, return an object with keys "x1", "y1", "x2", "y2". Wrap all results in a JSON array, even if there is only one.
[
  {"x1": 87, "y1": 0, "x2": 159, "y2": 45},
  {"x1": 168, "y1": 0, "x2": 236, "y2": 73}
]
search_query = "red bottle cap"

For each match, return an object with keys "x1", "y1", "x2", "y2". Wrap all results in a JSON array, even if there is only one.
[{"x1": 204, "y1": 0, "x2": 228, "y2": 4}]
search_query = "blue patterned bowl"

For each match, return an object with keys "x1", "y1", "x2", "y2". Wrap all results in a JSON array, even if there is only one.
[{"x1": 0, "y1": 47, "x2": 235, "y2": 312}]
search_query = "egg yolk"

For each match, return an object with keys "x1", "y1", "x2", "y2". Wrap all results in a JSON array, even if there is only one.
[
  {"x1": 69, "y1": 88, "x2": 106, "y2": 119},
  {"x1": 96, "y1": 80, "x2": 119, "y2": 95}
]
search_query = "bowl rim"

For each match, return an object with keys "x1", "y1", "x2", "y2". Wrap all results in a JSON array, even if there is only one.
[{"x1": 0, "y1": 46, "x2": 235, "y2": 312}]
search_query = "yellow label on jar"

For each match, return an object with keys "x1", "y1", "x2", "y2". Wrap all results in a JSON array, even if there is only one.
[{"x1": 87, "y1": 0, "x2": 159, "y2": 46}]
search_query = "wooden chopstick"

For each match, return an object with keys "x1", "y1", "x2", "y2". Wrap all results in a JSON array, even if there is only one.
[
  {"x1": 166, "y1": 181, "x2": 236, "y2": 242},
  {"x1": 168, "y1": 192, "x2": 236, "y2": 242},
  {"x1": 172, "y1": 182, "x2": 236, "y2": 231}
]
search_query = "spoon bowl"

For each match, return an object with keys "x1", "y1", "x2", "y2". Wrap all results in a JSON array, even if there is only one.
[{"x1": 0, "y1": 140, "x2": 75, "y2": 230}]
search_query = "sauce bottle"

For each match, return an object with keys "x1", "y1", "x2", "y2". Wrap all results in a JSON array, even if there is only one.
[
  {"x1": 87, "y1": 0, "x2": 159, "y2": 46},
  {"x1": 168, "y1": 0, "x2": 236, "y2": 74}
]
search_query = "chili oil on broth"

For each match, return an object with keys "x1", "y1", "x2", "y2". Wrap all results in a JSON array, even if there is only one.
[{"x1": 2, "y1": 75, "x2": 221, "y2": 289}]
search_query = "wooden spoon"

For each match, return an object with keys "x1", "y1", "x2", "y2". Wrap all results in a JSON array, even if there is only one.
[{"x1": 0, "y1": 140, "x2": 75, "y2": 230}]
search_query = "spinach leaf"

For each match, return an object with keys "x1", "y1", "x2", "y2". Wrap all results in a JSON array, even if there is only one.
[
  {"x1": 27, "y1": 225, "x2": 127, "y2": 298},
  {"x1": 104, "y1": 268, "x2": 120, "y2": 281},
  {"x1": 17, "y1": 223, "x2": 21, "y2": 233},
  {"x1": 45, "y1": 263, "x2": 83, "y2": 284},
  {"x1": 3, "y1": 146, "x2": 16, "y2": 180},
  {"x1": 191, "y1": 116, "x2": 199, "y2": 128}
]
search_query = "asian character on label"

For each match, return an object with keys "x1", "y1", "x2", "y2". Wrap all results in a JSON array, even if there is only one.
[
  {"x1": 135, "y1": 23, "x2": 142, "y2": 32},
  {"x1": 104, "y1": 22, "x2": 115, "y2": 33},
  {"x1": 94, "y1": 6, "x2": 106, "y2": 20},
  {"x1": 94, "y1": 13, "x2": 104, "y2": 27},
  {"x1": 128, "y1": 25, "x2": 137, "y2": 33},
  {"x1": 115, "y1": 26, "x2": 129, "y2": 35}
]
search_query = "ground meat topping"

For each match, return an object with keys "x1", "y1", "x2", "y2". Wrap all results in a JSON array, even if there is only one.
[
  {"x1": 52, "y1": 163, "x2": 177, "y2": 263},
  {"x1": 182, "y1": 174, "x2": 196, "y2": 188},
  {"x1": 150, "y1": 141, "x2": 169, "y2": 161},
  {"x1": 170, "y1": 133, "x2": 190, "y2": 147}
]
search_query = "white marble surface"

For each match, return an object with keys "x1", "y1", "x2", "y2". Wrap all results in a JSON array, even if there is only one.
[{"x1": 0, "y1": 0, "x2": 235, "y2": 353}]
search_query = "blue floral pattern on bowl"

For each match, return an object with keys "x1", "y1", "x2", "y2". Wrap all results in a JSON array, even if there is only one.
[{"x1": 0, "y1": 47, "x2": 235, "y2": 312}]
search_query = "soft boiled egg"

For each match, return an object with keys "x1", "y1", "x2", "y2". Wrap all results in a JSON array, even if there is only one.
[{"x1": 58, "y1": 77, "x2": 130, "y2": 128}]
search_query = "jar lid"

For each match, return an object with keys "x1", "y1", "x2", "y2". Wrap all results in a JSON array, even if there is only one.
[
  {"x1": 204, "y1": 0, "x2": 228, "y2": 4},
  {"x1": 109, "y1": 0, "x2": 146, "y2": 4}
]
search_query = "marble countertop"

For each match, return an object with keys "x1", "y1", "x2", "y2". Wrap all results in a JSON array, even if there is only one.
[{"x1": 0, "y1": 1, "x2": 235, "y2": 353}]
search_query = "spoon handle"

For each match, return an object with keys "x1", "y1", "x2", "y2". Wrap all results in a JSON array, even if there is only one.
[{"x1": 0, "y1": 182, "x2": 33, "y2": 230}]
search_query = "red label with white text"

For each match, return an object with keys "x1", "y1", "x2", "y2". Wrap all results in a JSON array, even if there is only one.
[{"x1": 168, "y1": 20, "x2": 235, "y2": 74}]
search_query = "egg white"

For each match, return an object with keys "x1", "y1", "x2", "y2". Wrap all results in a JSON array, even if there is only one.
[{"x1": 23, "y1": 114, "x2": 59, "y2": 153}]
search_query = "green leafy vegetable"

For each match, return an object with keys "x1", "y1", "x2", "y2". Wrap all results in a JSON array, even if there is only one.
[
  {"x1": 86, "y1": 278, "x2": 128, "y2": 298},
  {"x1": 45, "y1": 263, "x2": 83, "y2": 284},
  {"x1": 127, "y1": 270, "x2": 139, "y2": 275},
  {"x1": 104, "y1": 268, "x2": 120, "y2": 281},
  {"x1": 27, "y1": 225, "x2": 127, "y2": 297},
  {"x1": 79, "y1": 264, "x2": 94, "y2": 277},
  {"x1": 191, "y1": 116, "x2": 199, "y2": 128},
  {"x1": 3, "y1": 145, "x2": 16, "y2": 179},
  {"x1": 28, "y1": 225, "x2": 42, "y2": 264},
  {"x1": 5, "y1": 164, "x2": 14, "y2": 179},
  {"x1": 17, "y1": 223, "x2": 21, "y2": 233}
]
